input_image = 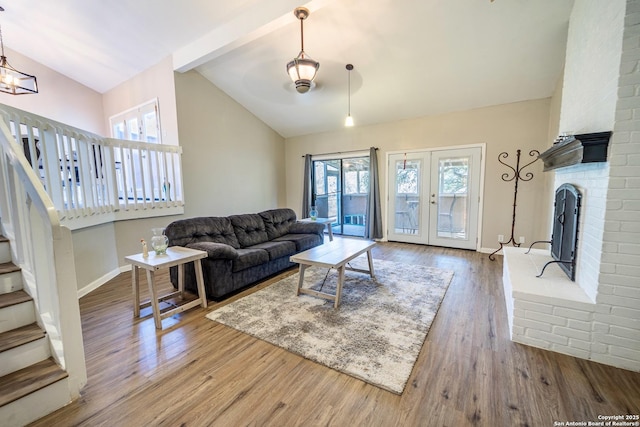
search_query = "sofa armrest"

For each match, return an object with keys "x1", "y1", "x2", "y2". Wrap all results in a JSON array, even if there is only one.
[
  {"x1": 185, "y1": 242, "x2": 239, "y2": 260},
  {"x1": 289, "y1": 221, "x2": 326, "y2": 235}
]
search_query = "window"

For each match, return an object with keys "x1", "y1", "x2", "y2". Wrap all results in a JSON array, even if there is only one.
[
  {"x1": 109, "y1": 98, "x2": 161, "y2": 143},
  {"x1": 109, "y1": 99, "x2": 167, "y2": 202},
  {"x1": 344, "y1": 156, "x2": 369, "y2": 196},
  {"x1": 396, "y1": 160, "x2": 419, "y2": 194}
]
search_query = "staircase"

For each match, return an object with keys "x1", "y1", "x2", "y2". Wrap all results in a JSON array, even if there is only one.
[{"x1": 0, "y1": 235, "x2": 72, "y2": 427}]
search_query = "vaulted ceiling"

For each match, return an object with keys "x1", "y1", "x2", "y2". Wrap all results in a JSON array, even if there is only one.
[{"x1": 2, "y1": 0, "x2": 574, "y2": 137}]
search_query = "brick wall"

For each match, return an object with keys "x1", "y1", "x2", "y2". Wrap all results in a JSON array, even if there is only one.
[{"x1": 591, "y1": 0, "x2": 640, "y2": 370}]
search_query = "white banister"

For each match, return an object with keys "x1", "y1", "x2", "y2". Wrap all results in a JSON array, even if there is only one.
[
  {"x1": 0, "y1": 103, "x2": 184, "y2": 230},
  {"x1": 0, "y1": 117, "x2": 87, "y2": 398}
]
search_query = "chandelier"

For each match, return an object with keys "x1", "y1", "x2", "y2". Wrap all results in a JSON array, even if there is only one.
[
  {"x1": 0, "y1": 9, "x2": 38, "y2": 95},
  {"x1": 286, "y1": 7, "x2": 319, "y2": 94}
]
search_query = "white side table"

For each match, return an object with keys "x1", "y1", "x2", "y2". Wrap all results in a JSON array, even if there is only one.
[
  {"x1": 125, "y1": 246, "x2": 208, "y2": 329},
  {"x1": 299, "y1": 217, "x2": 336, "y2": 241}
]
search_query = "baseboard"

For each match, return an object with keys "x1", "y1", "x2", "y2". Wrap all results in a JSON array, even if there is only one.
[
  {"x1": 478, "y1": 247, "x2": 501, "y2": 255},
  {"x1": 77, "y1": 265, "x2": 131, "y2": 299}
]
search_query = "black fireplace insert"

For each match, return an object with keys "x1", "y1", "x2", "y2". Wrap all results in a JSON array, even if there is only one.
[{"x1": 527, "y1": 183, "x2": 582, "y2": 280}]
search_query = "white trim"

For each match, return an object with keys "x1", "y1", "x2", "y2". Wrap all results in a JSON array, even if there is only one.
[
  {"x1": 77, "y1": 265, "x2": 130, "y2": 299},
  {"x1": 311, "y1": 150, "x2": 369, "y2": 161}
]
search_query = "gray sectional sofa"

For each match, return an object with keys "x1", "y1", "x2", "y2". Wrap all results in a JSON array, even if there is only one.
[{"x1": 164, "y1": 208, "x2": 325, "y2": 300}]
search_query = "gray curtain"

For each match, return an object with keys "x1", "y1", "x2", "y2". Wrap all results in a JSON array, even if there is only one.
[
  {"x1": 302, "y1": 154, "x2": 312, "y2": 218},
  {"x1": 366, "y1": 147, "x2": 383, "y2": 239}
]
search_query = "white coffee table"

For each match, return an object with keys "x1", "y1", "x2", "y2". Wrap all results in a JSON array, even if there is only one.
[
  {"x1": 299, "y1": 217, "x2": 336, "y2": 241},
  {"x1": 125, "y1": 246, "x2": 208, "y2": 329},
  {"x1": 290, "y1": 238, "x2": 376, "y2": 308}
]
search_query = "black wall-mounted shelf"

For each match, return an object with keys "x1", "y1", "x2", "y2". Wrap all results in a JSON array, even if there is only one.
[{"x1": 538, "y1": 131, "x2": 612, "y2": 171}]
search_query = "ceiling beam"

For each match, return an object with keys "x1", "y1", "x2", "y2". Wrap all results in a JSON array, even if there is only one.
[{"x1": 173, "y1": 0, "x2": 332, "y2": 73}]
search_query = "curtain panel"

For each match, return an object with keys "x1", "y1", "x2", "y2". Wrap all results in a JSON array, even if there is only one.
[{"x1": 366, "y1": 147, "x2": 383, "y2": 239}]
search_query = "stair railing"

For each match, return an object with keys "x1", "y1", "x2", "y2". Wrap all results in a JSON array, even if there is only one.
[
  {"x1": 0, "y1": 104, "x2": 184, "y2": 230},
  {"x1": 0, "y1": 117, "x2": 87, "y2": 397}
]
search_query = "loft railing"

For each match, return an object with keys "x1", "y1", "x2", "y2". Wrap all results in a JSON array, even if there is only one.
[
  {"x1": 0, "y1": 116, "x2": 86, "y2": 397},
  {"x1": 0, "y1": 104, "x2": 184, "y2": 230}
]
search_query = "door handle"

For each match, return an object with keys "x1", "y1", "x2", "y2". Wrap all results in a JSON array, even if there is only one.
[{"x1": 431, "y1": 201, "x2": 436, "y2": 204}]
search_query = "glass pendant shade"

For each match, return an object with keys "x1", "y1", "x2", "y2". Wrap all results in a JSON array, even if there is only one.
[
  {"x1": 286, "y1": 7, "x2": 319, "y2": 94},
  {"x1": 345, "y1": 115, "x2": 354, "y2": 127},
  {"x1": 287, "y1": 54, "x2": 319, "y2": 94}
]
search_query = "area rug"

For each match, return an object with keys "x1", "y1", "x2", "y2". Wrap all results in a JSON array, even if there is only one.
[{"x1": 206, "y1": 256, "x2": 454, "y2": 394}]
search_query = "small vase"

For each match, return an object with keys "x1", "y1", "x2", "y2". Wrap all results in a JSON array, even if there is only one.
[
  {"x1": 309, "y1": 206, "x2": 318, "y2": 221},
  {"x1": 151, "y1": 228, "x2": 169, "y2": 255}
]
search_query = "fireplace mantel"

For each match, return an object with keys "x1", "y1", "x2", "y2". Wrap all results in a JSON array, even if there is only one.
[{"x1": 538, "y1": 131, "x2": 612, "y2": 171}]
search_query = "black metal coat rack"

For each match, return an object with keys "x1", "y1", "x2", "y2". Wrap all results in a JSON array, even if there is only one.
[{"x1": 489, "y1": 149, "x2": 539, "y2": 261}]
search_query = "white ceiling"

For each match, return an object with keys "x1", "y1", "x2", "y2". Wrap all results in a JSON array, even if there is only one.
[{"x1": 1, "y1": 0, "x2": 574, "y2": 138}]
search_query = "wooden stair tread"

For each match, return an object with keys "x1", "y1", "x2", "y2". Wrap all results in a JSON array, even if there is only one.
[
  {"x1": 0, "y1": 358, "x2": 68, "y2": 407},
  {"x1": 0, "y1": 323, "x2": 46, "y2": 353},
  {"x1": 0, "y1": 235, "x2": 8, "y2": 243},
  {"x1": 0, "y1": 290, "x2": 32, "y2": 309},
  {"x1": 0, "y1": 261, "x2": 21, "y2": 275}
]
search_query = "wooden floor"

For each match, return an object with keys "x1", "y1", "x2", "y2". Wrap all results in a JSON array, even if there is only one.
[{"x1": 30, "y1": 242, "x2": 640, "y2": 426}]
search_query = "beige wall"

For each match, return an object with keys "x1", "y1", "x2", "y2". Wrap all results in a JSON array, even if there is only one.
[
  {"x1": 102, "y1": 56, "x2": 180, "y2": 146},
  {"x1": 110, "y1": 69, "x2": 288, "y2": 273},
  {"x1": 285, "y1": 98, "x2": 553, "y2": 250},
  {"x1": 173, "y1": 70, "x2": 286, "y2": 218},
  {"x1": 71, "y1": 223, "x2": 119, "y2": 294},
  {"x1": 0, "y1": 47, "x2": 104, "y2": 135}
]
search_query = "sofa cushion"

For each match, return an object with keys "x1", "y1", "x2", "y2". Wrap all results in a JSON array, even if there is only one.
[
  {"x1": 247, "y1": 240, "x2": 296, "y2": 261},
  {"x1": 289, "y1": 221, "x2": 326, "y2": 236},
  {"x1": 259, "y1": 208, "x2": 297, "y2": 240},
  {"x1": 232, "y1": 248, "x2": 269, "y2": 272},
  {"x1": 230, "y1": 214, "x2": 269, "y2": 247},
  {"x1": 275, "y1": 233, "x2": 323, "y2": 252},
  {"x1": 185, "y1": 242, "x2": 238, "y2": 260},
  {"x1": 165, "y1": 216, "x2": 240, "y2": 249}
]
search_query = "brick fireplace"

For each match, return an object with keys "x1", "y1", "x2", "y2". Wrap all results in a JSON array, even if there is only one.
[{"x1": 502, "y1": 0, "x2": 639, "y2": 373}]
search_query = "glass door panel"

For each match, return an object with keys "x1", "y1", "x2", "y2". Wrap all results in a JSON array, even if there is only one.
[
  {"x1": 341, "y1": 157, "x2": 369, "y2": 237},
  {"x1": 436, "y1": 157, "x2": 469, "y2": 239},
  {"x1": 428, "y1": 148, "x2": 481, "y2": 250},
  {"x1": 313, "y1": 159, "x2": 340, "y2": 220},
  {"x1": 312, "y1": 156, "x2": 369, "y2": 238},
  {"x1": 387, "y1": 153, "x2": 429, "y2": 244}
]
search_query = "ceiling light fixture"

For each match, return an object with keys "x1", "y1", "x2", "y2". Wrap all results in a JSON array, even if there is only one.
[
  {"x1": 286, "y1": 7, "x2": 319, "y2": 94},
  {"x1": 345, "y1": 64, "x2": 354, "y2": 127},
  {"x1": 0, "y1": 7, "x2": 38, "y2": 95}
]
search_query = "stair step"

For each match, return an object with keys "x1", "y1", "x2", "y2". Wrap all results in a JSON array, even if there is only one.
[
  {"x1": 0, "y1": 236, "x2": 8, "y2": 243},
  {"x1": 0, "y1": 290, "x2": 31, "y2": 310},
  {"x1": 0, "y1": 323, "x2": 45, "y2": 353},
  {"x1": 0, "y1": 358, "x2": 68, "y2": 407},
  {"x1": 0, "y1": 262, "x2": 20, "y2": 276}
]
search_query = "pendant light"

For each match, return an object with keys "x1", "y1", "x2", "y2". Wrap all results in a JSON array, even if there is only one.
[
  {"x1": 0, "y1": 8, "x2": 38, "y2": 95},
  {"x1": 286, "y1": 7, "x2": 319, "y2": 94},
  {"x1": 344, "y1": 64, "x2": 354, "y2": 127}
]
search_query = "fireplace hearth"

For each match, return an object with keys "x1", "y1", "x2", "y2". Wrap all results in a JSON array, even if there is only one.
[{"x1": 527, "y1": 183, "x2": 582, "y2": 280}]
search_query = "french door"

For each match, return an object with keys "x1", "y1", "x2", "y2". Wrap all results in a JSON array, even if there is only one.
[{"x1": 387, "y1": 147, "x2": 482, "y2": 250}]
